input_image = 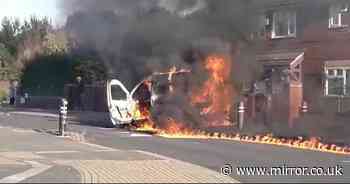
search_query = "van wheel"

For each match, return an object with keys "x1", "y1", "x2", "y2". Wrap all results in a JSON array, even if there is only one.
[
  {"x1": 115, "y1": 124, "x2": 127, "y2": 129},
  {"x1": 104, "y1": 124, "x2": 116, "y2": 128}
]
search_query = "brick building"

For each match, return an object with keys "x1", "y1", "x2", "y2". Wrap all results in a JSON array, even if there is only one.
[{"x1": 248, "y1": 0, "x2": 350, "y2": 126}]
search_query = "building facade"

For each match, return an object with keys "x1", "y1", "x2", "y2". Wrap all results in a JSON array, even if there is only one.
[{"x1": 248, "y1": 0, "x2": 350, "y2": 126}]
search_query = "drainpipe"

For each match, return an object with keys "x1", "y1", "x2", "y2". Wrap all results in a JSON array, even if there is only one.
[{"x1": 337, "y1": 95, "x2": 344, "y2": 113}]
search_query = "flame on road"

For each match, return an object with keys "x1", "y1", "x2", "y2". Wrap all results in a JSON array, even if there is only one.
[
  {"x1": 137, "y1": 120, "x2": 350, "y2": 155},
  {"x1": 135, "y1": 54, "x2": 350, "y2": 155}
]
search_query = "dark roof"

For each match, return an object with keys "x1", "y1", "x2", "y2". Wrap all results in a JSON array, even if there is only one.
[
  {"x1": 325, "y1": 60, "x2": 350, "y2": 67},
  {"x1": 257, "y1": 50, "x2": 304, "y2": 66}
]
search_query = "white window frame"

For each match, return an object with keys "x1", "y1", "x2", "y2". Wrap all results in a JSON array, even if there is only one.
[
  {"x1": 329, "y1": 3, "x2": 349, "y2": 28},
  {"x1": 324, "y1": 67, "x2": 350, "y2": 96},
  {"x1": 271, "y1": 10, "x2": 297, "y2": 39}
]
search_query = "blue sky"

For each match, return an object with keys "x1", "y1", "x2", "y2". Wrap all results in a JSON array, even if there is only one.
[{"x1": 0, "y1": 0, "x2": 64, "y2": 26}]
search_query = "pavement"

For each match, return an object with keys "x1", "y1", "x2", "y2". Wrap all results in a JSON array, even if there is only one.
[
  {"x1": 0, "y1": 114, "x2": 237, "y2": 183},
  {"x1": 1, "y1": 106, "x2": 110, "y2": 127},
  {"x1": 1, "y1": 108, "x2": 350, "y2": 183}
]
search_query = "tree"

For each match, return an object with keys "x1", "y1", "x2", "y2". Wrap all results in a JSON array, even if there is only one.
[
  {"x1": 0, "y1": 17, "x2": 21, "y2": 55},
  {"x1": 43, "y1": 30, "x2": 69, "y2": 55},
  {"x1": 0, "y1": 43, "x2": 21, "y2": 80},
  {"x1": 0, "y1": 43, "x2": 12, "y2": 61},
  {"x1": 72, "y1": 59, "x2": 108, "y2": 84}
]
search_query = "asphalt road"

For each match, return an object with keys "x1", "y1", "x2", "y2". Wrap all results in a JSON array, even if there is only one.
[{"x1": 0, "y1": 111, "x2": 350, "y2": 183}]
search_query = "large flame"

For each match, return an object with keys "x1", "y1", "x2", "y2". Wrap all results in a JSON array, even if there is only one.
[
  {"x1": 134, "y1": 55, "x2": 350, "y2": 156},
  {"x1": 191, "y1": 54, "x2": 235, "y2": 127}
]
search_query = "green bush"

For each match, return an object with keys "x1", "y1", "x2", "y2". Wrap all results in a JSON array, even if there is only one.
[
  {"x1": 21, "y1": 53, "x2": 108, "y2": 96},
  {"x1": 0, "y1": 89, "x2": 8, "y2": 102},
  {"x1": 72, "y1": 59, "x2": 107, "y2": 84}
]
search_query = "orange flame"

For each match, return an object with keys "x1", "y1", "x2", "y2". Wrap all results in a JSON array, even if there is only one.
[
  {"x1": 136, "y1": 121, "x2": 350, "y2": 155},
  {"x1": 135, "y1": 56, "x2": 350, "y2": 156},
  {"x1": 191, "y1": 54, "x2": 235, "y2": 126}
]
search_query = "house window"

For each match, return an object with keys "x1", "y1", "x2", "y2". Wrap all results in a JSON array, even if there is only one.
[
  {"x1": 271, "y1": 10, "x2": 296, "y2": 39},
  {"x1": 325, "y1": 68, "x2": 350, "y2": 96},
  {"x1": 329, "y1": 3, "x2": 349, "y2": 28}
]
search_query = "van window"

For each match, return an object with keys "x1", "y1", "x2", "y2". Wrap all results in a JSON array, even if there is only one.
[
  {"x1": 111, "y1": 85, "x2": 127, "y2": 100},
  {"x1": 132, "y1": 83, "x2": 151, "y2": 102}
]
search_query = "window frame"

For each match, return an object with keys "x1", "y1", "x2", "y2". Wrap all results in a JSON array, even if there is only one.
[
  {"x1": 329, "y1": 3, "x2": 349, "y2": 29},
  {"x1": 324, "y1": 67, "x2": 350, "y2": 96},
  {"x1": 271, "y1": 10, "x2": 297, "y2": 39}
]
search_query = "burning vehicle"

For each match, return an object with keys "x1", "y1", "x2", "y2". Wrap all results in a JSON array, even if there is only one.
[
  {"x1": 106, "y1": 54, "x2": 237, "y2": 130},
  {"x1": 106, "y1": 66, "x2": 191, "y2": 128}
]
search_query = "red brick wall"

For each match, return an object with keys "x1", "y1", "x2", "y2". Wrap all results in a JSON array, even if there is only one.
[{"x1": 259, "y1": 7, "x2": 350, "y2": 114}]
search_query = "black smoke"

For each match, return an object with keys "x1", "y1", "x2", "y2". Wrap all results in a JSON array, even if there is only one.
[
  {"x1": 59, "y1": 0, "x2": 266, "y2": 90},
  {"x1": 58, "y1": 0, "x2": 341, "y2": 131}
]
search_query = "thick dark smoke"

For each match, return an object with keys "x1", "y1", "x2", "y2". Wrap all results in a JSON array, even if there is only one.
[
  {"x1": 59, "y1": 0, "x2": 263, "y2": 89},
  {"x1": 58, "y1": 0, "x2": 340, "y2": 130},
  {"x1": 58, "y1": 0, "x2": 340, "y2": 88}
]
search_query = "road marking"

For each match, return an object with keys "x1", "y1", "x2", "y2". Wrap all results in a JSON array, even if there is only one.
[
  {"x1": 134, "y1": 150, "x2": 180, "y2": 162},
  {"x1": 0, "y1": 161, "x2": 52, "y2": 183},
  {"x1": 0, "y1": 157, "x2": 26, "y2": 165},
  {"x1": 12, "y1": 129, "x2": 35, "y2": 133},
  {"x1": 98, "y1": 128, "x2": 113, "y2": 130},
  {"x1": 36, "y1": 150, "x2": 80, "y2": 154},
  {"x1": 130, "y1": 133, "x2": 152, "y2": 137},
  {"x1": 0, "y1": 152, "x2": 43, "y2": 159},
  {"x1": 10, "y1": 111, "x2": 58, "y2": 118},
  {"x1": 80, "y1": 142, "x2": 118, "y2": 151},
  {"x1": 93, "y1": 149, "x2": 121, "y2": 152}
]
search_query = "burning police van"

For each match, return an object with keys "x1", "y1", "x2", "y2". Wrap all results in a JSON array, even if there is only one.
[{"x1": 106, "y1": 67, "x2": 191, "y2": 128}]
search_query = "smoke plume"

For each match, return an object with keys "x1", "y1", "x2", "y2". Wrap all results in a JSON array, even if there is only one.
[
  {"x1": 58, "y1": 0, "x2": 341, "y2": 131},
  {"x1": 59, "y1": 0, "x2": 264, "y2": 89}
]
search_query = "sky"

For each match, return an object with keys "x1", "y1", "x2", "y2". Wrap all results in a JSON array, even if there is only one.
[{"x1": 0, "y1": 0, "x2": 64, "y2": 26}]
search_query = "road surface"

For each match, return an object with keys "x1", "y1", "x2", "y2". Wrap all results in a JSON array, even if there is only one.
[{"x1": 0, "y1": 111, "x2": 349, "y2": 183}]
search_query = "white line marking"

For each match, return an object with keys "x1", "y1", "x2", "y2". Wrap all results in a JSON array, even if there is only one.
[
  {"x1": 12, "y1": 129, "x2": 35, "y2": 133},
  {"x1": 98, "y1": 128, "x2": 113, "y2": 130},
  {"x1": 80, "y1": 142, "x2": 118, "y2": 151},
  {"x1": 93, "y1": 149, "x2": 121, "y2": 152},
  {"x1": 10, "y1": 111, "x2": 58, "y2": 118},
  {"x1": 133, "y1": 150, "x2": 179, "y2": 162},
  {"x1": 0, "y1": 161, "x2": 52, "y2": 183},
  {"x1": 36, "y1": 150, "x2": 80, "y2": 154},
  {"x1": 130, "y1": 133, "x2": 152, "y2": 137}
]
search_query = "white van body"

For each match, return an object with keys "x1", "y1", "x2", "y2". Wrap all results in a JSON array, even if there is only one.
[
  {"x1": 106, "y1": 70, "x2": 191, "y2": 127},
  {"x1": 106, "y1": 79, "x2": 150, "y2": 126}
]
